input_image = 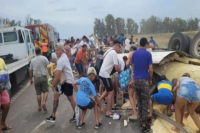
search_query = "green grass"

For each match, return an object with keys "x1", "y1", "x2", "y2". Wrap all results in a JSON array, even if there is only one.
[{"x1": 127, "y1": 31, "x2": 199, "y2": 48}]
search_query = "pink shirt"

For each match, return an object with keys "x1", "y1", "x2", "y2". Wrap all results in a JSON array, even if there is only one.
[{"x1": 64, "y1": 45, "x2": 72, "y2": 60}]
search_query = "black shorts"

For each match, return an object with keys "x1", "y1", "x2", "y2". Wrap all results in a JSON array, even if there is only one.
[
  {"x1": 99, "y1": 76, "x2": 113, "y2": 92},
  {"x1": 61, "y1": 82, "x2": 73, "y2": 96},
  {"x1": 78, "y1": 99, "x2": 95, "y2": 110}
]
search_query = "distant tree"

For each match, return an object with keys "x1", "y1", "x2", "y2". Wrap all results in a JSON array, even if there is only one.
[
  {"x1": 105, "y1": 14, "x2": 116, "y2": 36},
  {"x1": 25, "y1": 14, "x2": 42, "y2": 25},
  {"x1": 115, "y1": 17, "x2": 125, "y2": 35}
]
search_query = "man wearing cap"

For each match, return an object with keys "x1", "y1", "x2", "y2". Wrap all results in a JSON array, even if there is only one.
[
  {"x1": 73, "y1": 67, "x2": 104, "y2": 130},
  {"x1": 45, "y1": 43, "x2": 76, "y2": 123},
  {"x1": 74, "y1": 44, "x2": 87, "y2": 78},
  {"x1": 99, "y1": 40, "x2": 122, "y2": 118},
  {"x1": 131, "y1": 37, "x2": 153, "y2": 132}
]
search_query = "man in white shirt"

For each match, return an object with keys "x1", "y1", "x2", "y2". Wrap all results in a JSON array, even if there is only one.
[
  {"x1": 125, "y1": 38, "x2": 131, "y2": 53},
  {"x1": 78, "y1": 36, "x2": 87, "y2": 48},
  {"x1": 46, "y1": 43, "x2": 76, "y2": 123},
  {"x1": 99, "y1": 40, "x2": 122, "y2": 117}
]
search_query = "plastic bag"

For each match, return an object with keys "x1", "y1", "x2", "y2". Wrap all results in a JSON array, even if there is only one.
[
  {"x1": 118, "y1": 67, "x2": 131, "y2": 91},
  {"x1": 75, "y1": 105, "x2": 82, "y2": 126},
  {"x1": 113, "y1": 113, "x2": 120, "y2": 120},
  {"x1": 0, "y1": 69, "x2": 11, "y2": 91}
]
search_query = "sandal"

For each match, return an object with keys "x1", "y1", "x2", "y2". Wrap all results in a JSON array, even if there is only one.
[
  {"x1": 105, "y1": 113, "x2": 113, "y2": 118},
  {"x1": 2, "y1": 125, "x2": 12, "y2": 130},
  {"x1": 42, "y1": 104, "x2": 47, "y2": 111}
]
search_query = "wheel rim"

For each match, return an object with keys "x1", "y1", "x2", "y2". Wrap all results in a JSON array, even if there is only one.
[
  {"x1": 194, "y1": 37, "x2": 200, "y2": 56},
  {"x1": 172, "y1": 38, "x2": 180, "y2": 50}
]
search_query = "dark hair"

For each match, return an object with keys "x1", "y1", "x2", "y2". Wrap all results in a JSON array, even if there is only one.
[
  {"x1": 71, "y1": 36, "x2": 74, "y2": 39},
  {"x1": 82, "y1": 44, "x2": 87, "y2": 48},
  {"x1": 76, "y1": 38, "x2": 80, "y2": 41},
  {"x1": 140, "y1": 37, "x2": 149, "y2": 47},
  {"x1": 123, "y1": 56, "x2": 128, "y2": 61},
  {"x1": 43, "y1": 39, "x2": 46, "y2": 42},
  {"x1": 172, "y1": 78, "x2": 178, "y2": 87},
  {"x1": 130, "y1": 46, "x2": 137, "y2": 51},
  {"x1": 82, "y1": 35, "x2": 87, "y2": 40},
  {"x1": 182, "y1": 73, "x2": 190, "y2": 77},
  {"x1": 159, "y1": 75, "x2": 167, "y2": 82},
  {"x1": 35, "y1": 48, "x2": 41, "y2": 55},
  {"x1": 113, "y1": 40, "x2": 121, "y2": 45},
  {"x1": 66, "y1": 40, "x2": 72, "y2": 44},
  {"x1": 151, "y1": 36, "x2": 153, "y2": 39}
]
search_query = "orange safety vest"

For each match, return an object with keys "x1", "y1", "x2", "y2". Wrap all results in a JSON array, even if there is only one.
[{"x1": 41, "y1": 43, "x2": 48, "y2": 52}]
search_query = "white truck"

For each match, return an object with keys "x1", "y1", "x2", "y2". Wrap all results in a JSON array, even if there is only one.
[{"x1": 0, "y1": 26, "x2": 36, "y2": 95}]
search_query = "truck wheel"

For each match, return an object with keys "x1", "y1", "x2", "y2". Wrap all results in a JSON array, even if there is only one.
[
  {"x1": 168, "y1": 33, "x2": 190, "y2": 53},
  {"x1": 189, "y1": 32, "x2": 200, "y2": 59}
]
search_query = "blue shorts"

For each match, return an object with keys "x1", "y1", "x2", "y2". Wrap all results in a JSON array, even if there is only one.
[
  {"x1": 75, "y1": 63, "x2": 83, "y2": 74},
  {"x1": 178, "y1": 83, "x2": 200, "y2": 103},
  {"x1": 151, "y1": 89, "x2": 173, "y2": 106}
]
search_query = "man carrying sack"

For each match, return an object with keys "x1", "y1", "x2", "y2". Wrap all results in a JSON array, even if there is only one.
[{"x1": 45, "y1": 43, "x2": 76, "y2": 123}]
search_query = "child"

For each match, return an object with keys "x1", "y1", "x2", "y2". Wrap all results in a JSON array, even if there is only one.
[
  {"x1": 72, "y1": 67, "x2": 104, "y2": 130},
  {"x1": 171, "y1": 73, "x2": 200, "y2": 133},
  {"x1": 149, "y1": 75, "x2": 174, "y2": 118}
]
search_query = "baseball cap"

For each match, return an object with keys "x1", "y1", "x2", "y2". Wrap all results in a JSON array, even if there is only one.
[
  {"x1": 55, "y1": 43, "x2": 65, "y2": 51},
  {"x1": 87, "y1": 67, "x2": 97, "y2": 76}
]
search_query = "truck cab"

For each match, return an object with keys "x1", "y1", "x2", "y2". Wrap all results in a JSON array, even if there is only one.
[{"x1": 0, "y1": 26, "x2": 35, "y2": 87}]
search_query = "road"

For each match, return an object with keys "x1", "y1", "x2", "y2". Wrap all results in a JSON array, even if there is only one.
[{"x1": 5, "y1": 79, "x2": 142, "y2": 133}]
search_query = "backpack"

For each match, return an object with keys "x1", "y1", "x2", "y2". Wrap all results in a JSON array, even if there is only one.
[
  {"x1": 95, "y1": 49, "x2": 117, "y2": 75},
  {"x1": 0, "y1": 69, "x2": 11, "y2": 92}
]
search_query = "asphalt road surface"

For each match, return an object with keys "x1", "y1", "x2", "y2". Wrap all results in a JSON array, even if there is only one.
[{"x1": 5, "y1": 79, "x2": 142, "y2": 133}]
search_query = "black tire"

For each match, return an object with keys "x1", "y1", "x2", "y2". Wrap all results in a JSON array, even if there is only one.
[
  {"x1": 168, "y1": 33, "x2": 190, "y2": 53},
  {"x1": 189, "y1": 32, "x2": 200, "y2": 59}
]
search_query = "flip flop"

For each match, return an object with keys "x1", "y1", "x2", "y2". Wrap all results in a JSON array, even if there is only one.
[
  {"x1": 105, "y1": 114, "x2": 113, "y2": 118},
  {"x1": 38, "y1": 108, "x2": 42, "y2": 112},
  {"x1": 42, "y1": 104, "x2": 47, "y2": 111},
  {"x1": 2, "y1": 125, "x2": 12, "y2": 130}
]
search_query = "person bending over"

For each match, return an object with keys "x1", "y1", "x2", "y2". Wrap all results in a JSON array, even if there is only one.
[
  {"x1": 149, "y1": 75, "x2": 173, "y2": 118},
  {"x1": 73, "y1": 67, "x2": 104, "y2": 130},
  {"x1": 171, "y1": 73, "x2": 200, "y2": 133}
]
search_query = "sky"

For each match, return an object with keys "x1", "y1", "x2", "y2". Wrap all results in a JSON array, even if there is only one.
[{"x1": 0, "y1": 0, "x2": 200, "y2": 39}]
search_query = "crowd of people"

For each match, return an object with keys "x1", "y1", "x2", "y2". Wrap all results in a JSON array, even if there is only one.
[{"x1": 0, "y1": 34, "x2": 200, "y2": 133}]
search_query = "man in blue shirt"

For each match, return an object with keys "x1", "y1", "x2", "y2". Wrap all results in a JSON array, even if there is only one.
[
  {"x1": 73, "y1": 67, "x2": 104, "y2": 130},
  {"x1": 118, "y1": 33, "x2": 124, "y2": 46},
  {"x1": 103, "y1": 36, "x2": 108, "y2": 45},
  {"x1": 149, "y1": 36, "x2": 158, "y2": 48},
  {"x1": 131, "y1": 37, "x2": 153, "y2": 133}
]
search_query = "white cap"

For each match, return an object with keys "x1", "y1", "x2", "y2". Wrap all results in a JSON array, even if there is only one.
[{"x1": 87, "y1": 67, "x2": 97, "y2": 76}]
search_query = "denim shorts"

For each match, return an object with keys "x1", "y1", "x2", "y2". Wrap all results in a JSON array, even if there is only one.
[
  {"x1": 75, "y1": 63, "x2": 83, "y2": 74},
  {"x1": 178, "y1": 83, "x2": 200, "y2": 103}
]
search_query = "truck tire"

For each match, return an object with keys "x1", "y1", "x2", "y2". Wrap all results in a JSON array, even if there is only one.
[
  {"x1": 168, "y1": 33, "x2": 190, "y2": 53},
  {"x1": 189, "y1": 32, "x2": 200, "y2": 59}
]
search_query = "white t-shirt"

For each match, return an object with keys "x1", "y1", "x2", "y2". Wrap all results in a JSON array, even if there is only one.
[
  {"x1": 56, "y1": 53, "x2": 74, "y2": 84},
  {"x1": 78, "y1": 40, "x2": 84, "y2": 48},
  {"x1": 51, "y1": 52, "x2": 57, "y2": 59},
  {"x1": 118, "y1": 58, "x2": 125, "y2": 71},
  {"x1": 99, "y1": 48, "x2": 118, "y2": 78},
  {"x1": 85, "y1": 43, "x2": 90, "y2": 49},
  {"x1": 125, "y1": 38, "x2": 131, "y2": 51}
]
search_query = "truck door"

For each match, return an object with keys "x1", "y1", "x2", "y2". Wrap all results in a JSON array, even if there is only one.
[{"x1": 24, "y1": 30, "x2": 35, "y2": 61}]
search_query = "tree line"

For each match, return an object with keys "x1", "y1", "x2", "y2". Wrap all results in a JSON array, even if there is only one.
[
  {"x1": 0, "y1": 14, "x2": 42, "y2": 27},
  {"x1": 94, "y1": 14, "x2": 200, "y2": 38}
]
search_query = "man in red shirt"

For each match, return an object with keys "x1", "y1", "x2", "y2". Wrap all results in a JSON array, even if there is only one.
[{"x1": 74, "y1": 44, "x2": 87, "y2": 78}]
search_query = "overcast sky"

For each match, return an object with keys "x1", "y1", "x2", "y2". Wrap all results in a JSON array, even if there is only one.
[{"x1": 0, "y1": 0, "x2": 200, "y2": 39}]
